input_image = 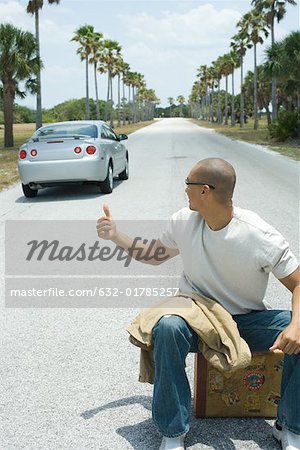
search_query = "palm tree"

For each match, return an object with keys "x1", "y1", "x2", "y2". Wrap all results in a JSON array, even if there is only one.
[
  {"x1": 212, "y1": 57, "x2": 225, "y2": 124},
  {"x1": 26, "y1": 0, "x2": 60, "y2": 129},
  {"x1": 72, "y1": 25, "x2": 95, "y2": 120},
  {"x1": 133, "y1": 72, "x2": 145, "y2": 122},
  {"x1": 189, "y1": 85, "x2": 200, "y2": 119},
  {"x1": 239, "y1": 9, "x2": 269, "y2": 129},
  {"x1": 265, "y1": 31, "x2": 300, "y2": 110},
  {"x1": 146, "y1": 89, "x2": 159, "y2": 120},
  {"x1": 88, "y1": 31, "x2": 104, "y2": 120},
  {"x1": 0, "y1": 23, "x2": 41, "y2": 147},
  {"x1": 176, "y1": 95, "x2": 185, "y2": 117},
  {"x1": 199, "y1": 83, "x2": 208, "y2": 120},
  {"x1": 279, "y1": 31, "x2": 300, "y2": 108},
  {"x1": 243, "y1": 66, "x2": 272, "y2": 124},
  {"x1": 139, "y1": 86, "x2": 157, "y2": 121},
  {"x1": 197, "y1": 65, "x2": 210, "y2": 120},
  {"x1": 220, "y1": 53, "x2": 235, "y2": 125},
  {"x1": 231, "y1": 31, "x2": 250, "y2": 127},
  {"x1": 121, "y1": 62, "x2": 130, "y2": 125},
  {"x1": 224, "y1": 51, "x2": 240, "y2": 127},
  {"x1": 100, "y1": 39, "x2": 121, "y2": 126},
  {"x1": 251, "y1": 0, "x2": 297, "y2": 120},
  {"x1": 206, "y1": 65, "x2": 218, "y2": 122},
  {"x1": 168, "y1": 97, "x2": 174, "y2": 117},
  {"x1": 124, "y1": 70, "x2": 135, "y2": 124},
  {"x1": 112, "y1": 55, "x2": 124, "y2": 127}
]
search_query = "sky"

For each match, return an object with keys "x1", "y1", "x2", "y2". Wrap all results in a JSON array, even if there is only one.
[{"x1": 0, "y1": 0, "x2": 299, "y2": 109}]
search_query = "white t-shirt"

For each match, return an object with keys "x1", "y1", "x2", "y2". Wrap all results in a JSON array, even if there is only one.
[{"x1": 160, "y1": 206, "x2": 298, "y2": 315}]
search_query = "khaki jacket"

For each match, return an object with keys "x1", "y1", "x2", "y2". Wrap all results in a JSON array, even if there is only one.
[{"x1": 127, "y1": 292, "x2": 251, "y2": 384}]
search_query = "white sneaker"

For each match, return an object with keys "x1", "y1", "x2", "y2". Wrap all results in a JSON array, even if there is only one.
[
  {"x1": 159, "y1": 433, "x2": 186, "y2": 450},
  {"x1": 273, "y1": 422, "x2": 300, "y2": 450}
]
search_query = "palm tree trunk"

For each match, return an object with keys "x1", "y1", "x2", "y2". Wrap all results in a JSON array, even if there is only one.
[
  {"x1": 110, "y1": 74, "x2": 114, "y2": 128},
  {"x1": 205, "y1": 84, "x2": 208, "y2": 120},
  {"x1": 85, "y1": 55, "x2": 90, "y2": 120},
  {"x1": 271, "y1": 21, "x2": 277, "y2": 121},
  {"x1": 128, "y1": 85, "x2": 131, "y2": 124},
  {"x1": 94, "y1": 63, "x2": 100, "y2": 120},
  {"x1": 122, "y1": 76, "x2": 126, "y2": 126},
  {"x1": 217, "y1": 80, "x2": 221, "y2": 124},
  {"x1": 3, "y1": 83, "x2": 14, "y2": 147},
  {"x1": 224, "y1": 75, "x2": 228, "y2": 125},
  {"x1": 253, "y1": 43, "x2": 258, "y2": 130},
  {"x1": 240, "y1": 56, "x2": 244, "y2": 128},
  {"x1": 264, "y1": 105, "x2": 271, "y2": 125},
  {"x1": 104, "y1": 71, "x2": 110, "y2": 122},
  {"x1": 117, "y1": 74, "x2": 121, "y2": 126},
  {"x1": 231, "y1": 71, "x2": 235, "y2": 127},
  {"x1": 210, "y1": 87, "x2": 214, "y2": 122},
  {"x1": 132, "y1": 87, "x2": 136, "y2": 123},
  {"x1": 35, "y1": 9, "x2": 42, "y2": 129}
]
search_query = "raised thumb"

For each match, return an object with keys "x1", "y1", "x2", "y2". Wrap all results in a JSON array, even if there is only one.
[{"x1": 103, "y1": 203, "x2": 112, "y2": 219}]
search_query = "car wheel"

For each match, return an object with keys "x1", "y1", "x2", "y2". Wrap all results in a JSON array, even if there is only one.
[
  {"x1": 119, "y1": 154, "x2": 129, "y2": 180},
  {"x1": 22, "y1": 183, "x2": 38, "y2": 198},
  {"x1": 99, "y1": 163, "x2": 113, "y2": 194}
]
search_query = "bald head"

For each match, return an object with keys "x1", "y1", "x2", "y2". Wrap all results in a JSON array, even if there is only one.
[{"x1": 192, "y1": 158, "x2": 236, "y2": 204}]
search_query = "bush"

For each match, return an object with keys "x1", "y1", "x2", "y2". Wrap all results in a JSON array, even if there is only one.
[
  {"x1": 45, "y1": 98, "x2": 108, "y2": 122},
  {"x1": 269, "y1": 108, "x2": 300, "y2": 141},
  {"x1": 14, "y1": 104, "x2": 36, "y2": 123}
]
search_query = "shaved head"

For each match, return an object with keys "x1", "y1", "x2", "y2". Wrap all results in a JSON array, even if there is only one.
[{"x1": 192, "y1": 158, "x2": 236, "y2": 204}]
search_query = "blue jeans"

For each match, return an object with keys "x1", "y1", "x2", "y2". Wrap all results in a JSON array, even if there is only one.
[{"x1": 152, "y1": 310, "x2": 300, "y2": 438}]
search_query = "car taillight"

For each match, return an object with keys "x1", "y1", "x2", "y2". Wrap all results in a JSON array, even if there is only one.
[
  {"x1": 74, "y1": 146, "x2": 82, "y2": 154},
  {"x1": 30, "y1": 149, "x2": 37, "y2": 157},
  {"x1": 86, "y1": 145, "x2": 96, "y2": 155},
  {"x1": 19, "y1": 150, "x2": 27, "y2": 159}
]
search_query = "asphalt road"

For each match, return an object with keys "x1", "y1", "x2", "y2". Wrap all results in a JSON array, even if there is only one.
[{"x1": 1, "y1": 118, "x2": 299, "y2": 449}]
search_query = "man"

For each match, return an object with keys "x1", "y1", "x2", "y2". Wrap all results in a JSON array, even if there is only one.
[{"x1": 96, "y1": 158, "x2": 300, "y2": 450}]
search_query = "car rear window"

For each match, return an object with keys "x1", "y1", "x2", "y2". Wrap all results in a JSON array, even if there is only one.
[{"x1": 32, "y1": 124, "x2": 98, "y2": 139}]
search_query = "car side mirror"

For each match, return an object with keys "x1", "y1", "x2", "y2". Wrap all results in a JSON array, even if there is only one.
[{"x1": 118, "y1": 134, "x2": 128, "y2": 141}]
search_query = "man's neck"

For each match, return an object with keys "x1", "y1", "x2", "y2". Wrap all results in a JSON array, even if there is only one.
[{"x1": 203, "y1": 205, "x2": 234, "y2": 231}]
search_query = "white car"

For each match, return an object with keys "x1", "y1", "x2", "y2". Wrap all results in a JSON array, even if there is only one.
[{"x1": 18, "y1": 120, "x2": 129, "y2": 197}]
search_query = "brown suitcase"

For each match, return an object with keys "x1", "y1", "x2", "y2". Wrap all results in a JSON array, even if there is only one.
[{"x1": 194, "y1": 352, "x2": 284, "y2": 418}]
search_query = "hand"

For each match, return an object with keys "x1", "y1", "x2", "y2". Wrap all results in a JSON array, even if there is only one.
[
  {"x1": 96, "y1": 203, "x2": 117, "y2": 240},
  {"x1": 269, "y1": 322, "x2": 300, "y2": 355}
]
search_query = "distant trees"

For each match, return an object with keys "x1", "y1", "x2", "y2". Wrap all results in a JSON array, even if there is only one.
[
  {"x1": 189, "y1": 0, "x2": 298, "y2": 139},
  {"x1": 72, "y1": 25, "x2": 158, "y2": 126},
  {"x1": 266, "y1": 30, "x2": 300, "y2": 140},
  {"x1": 265, "y1": 31, "x2": 300, "y2": 111},
  {"x1": 0, "y1": 23, "x2": 41, "y2": 147},
  {"x1": 43, "y1": 98, "x2": 106, "y2": 122},
  {"x1": 168, "y1": 97, "x2": 174, "y2": 117}
]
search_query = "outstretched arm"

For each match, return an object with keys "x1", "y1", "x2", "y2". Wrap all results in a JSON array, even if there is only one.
[
  {"x1": 96, "y1": 203, "x2": 179, "y2": 265},
  {"x1": 269, "y1": 267, "x2": 300, "y2": 355}
]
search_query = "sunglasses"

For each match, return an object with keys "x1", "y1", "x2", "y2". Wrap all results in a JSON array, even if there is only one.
[{"x1": 185, "y1": 178, "x2": 215, "y2": 190}]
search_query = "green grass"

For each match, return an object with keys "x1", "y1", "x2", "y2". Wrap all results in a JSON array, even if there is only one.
[
  {"x1": 0, "y1": 120, "x2": 155, "y2": 192},
  {"x1": 189, "y1": 117, "x2": 300, "y2": 161}
]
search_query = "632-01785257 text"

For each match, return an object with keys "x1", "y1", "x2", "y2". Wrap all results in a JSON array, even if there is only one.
[{"x1": 97, "y1": 287, "x2": 180, "y2": 296}]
